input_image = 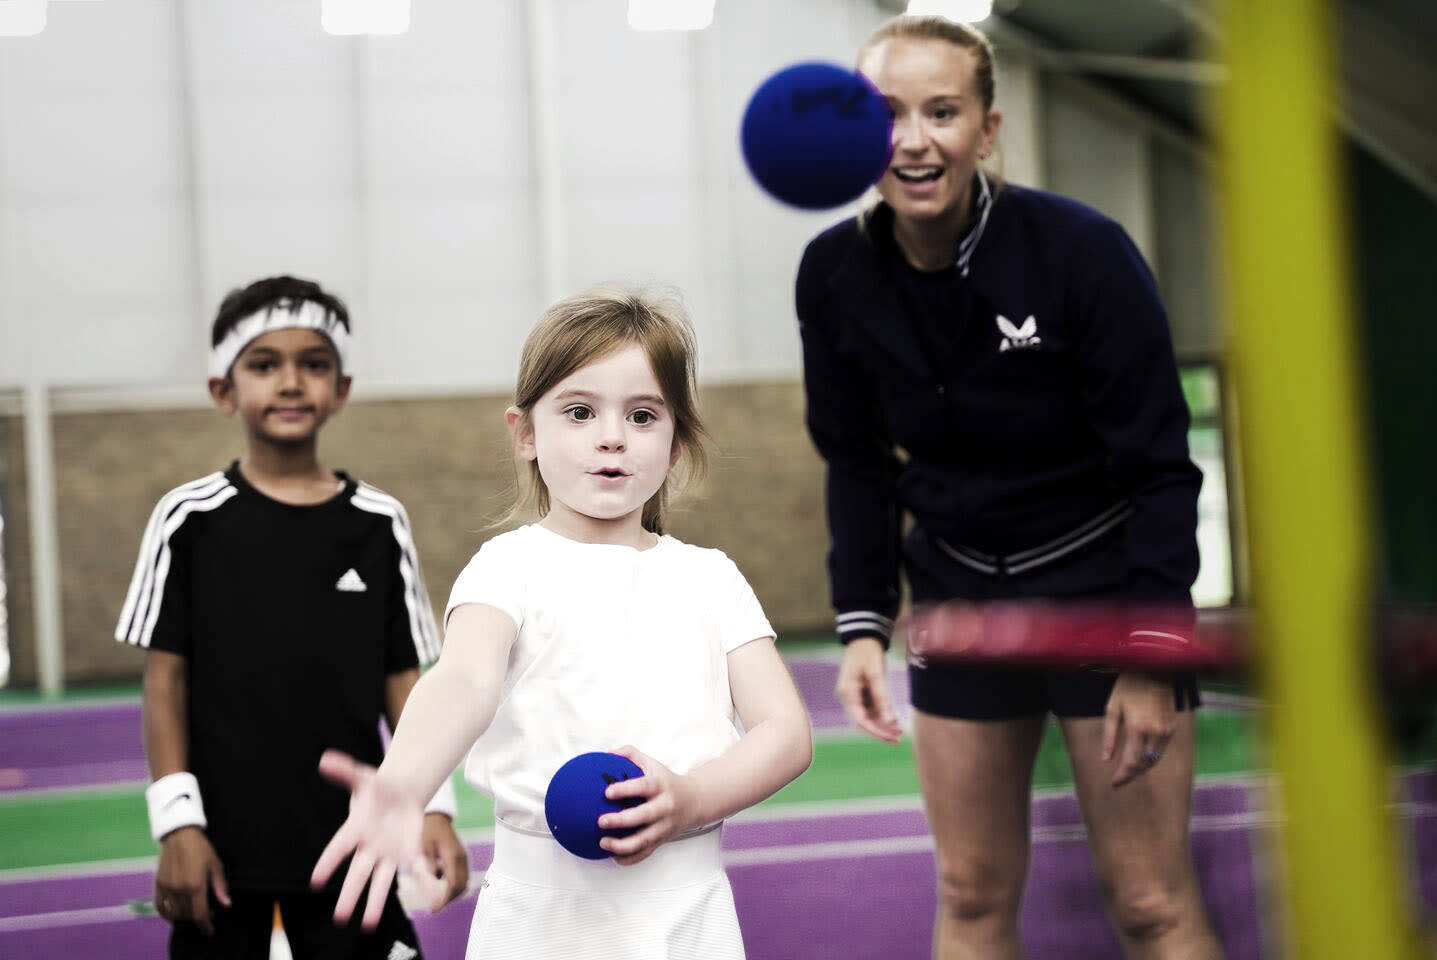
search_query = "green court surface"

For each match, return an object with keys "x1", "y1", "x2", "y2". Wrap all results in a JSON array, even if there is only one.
[
  {"x1": 0, "y1": 709, "x2": 1306, "y2": 874},
  {"x1": 4, "y1": 663, "x2": 1432, "y2": 879}
]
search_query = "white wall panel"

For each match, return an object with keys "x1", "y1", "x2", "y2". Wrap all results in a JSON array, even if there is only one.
[
  {"x1": 0, "y1": 0, "x2": 1194, "y2": 399},
  {"x1": 180, "y1": 0, "x2": 364, "y2": 361},
  {"x1": 1042, "y1": 79, "x2": 1155, "y2": 267},
  {"x1": 0, "y1": 0, "x2": 194, "y2": 386},
  {"x1": 549, "y1": 0, "x2": 710, "y2": 373},
  {"x1": 1152, "y1": 141, "x2": 1221, "y2": 357},
  {"x1": 699, "y1": 0, "x2": 884, "y2": 379},
  {"x1": 358, "y1": 1, "x2": 534, "y2": 392},
  {"x1": 995, "y1": 47, "x2": 1043, "y2": 189}
]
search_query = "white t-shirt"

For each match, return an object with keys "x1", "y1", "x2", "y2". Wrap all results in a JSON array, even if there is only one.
[{"x1": 445, "y1": 523, "x2": 775, "y2": 834}]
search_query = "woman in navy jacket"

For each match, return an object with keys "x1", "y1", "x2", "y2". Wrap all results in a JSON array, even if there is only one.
[{"x1": 796, "y1": 15, "x2": 1224, "y2": 959}]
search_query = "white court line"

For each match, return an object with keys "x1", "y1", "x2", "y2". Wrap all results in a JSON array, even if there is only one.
[
  {"x1": 725, "y1": 808, "x2": 1294, "y2": 869},
  {"x1": 8, "y1": 800, "x2": 1434, "y2": 933},
  {"x1": 0, "y1": 855, "x2": 157, "y2": 885},
  {"x1": 0, "y1": 905, "x2": 137, "y2": 933},
  {"x1": 0, "y1": 772, "x2": 1412, "y2": 885},
  {"x1": 3, "y1": 776, "x2": 1430, "y2": 888},
  {"x1": 736, "y1": 794, "x2": 925, "y2": 822},
  {"x1": 731, "y1": 771, "x2": 1291, "y2": 827},
  {"x1": 0, "y1": 695, "x2": 141, "y2": 717},
  {"x1": 727, "y1": 835, "x2": 934, "y2": 867},
  {"x1": 0, "y1": 780, "x2": 146, "y2": 803}
]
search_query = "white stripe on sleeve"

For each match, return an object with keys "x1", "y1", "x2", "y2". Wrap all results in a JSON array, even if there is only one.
[
  {"x1": 836, "y1": 610, "x2": 895, "y2": 641},
  {"x1": 115, "y1": 474, "x2": 235, "y2": 648},
  {"x1": 351, "y1": 484, "x2": 441, "y2": 664}
]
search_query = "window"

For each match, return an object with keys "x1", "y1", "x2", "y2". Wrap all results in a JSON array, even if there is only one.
[
  {"x1": 0, "y1": 497, "x2": 8, "y2": 688},
  {"x1": 1182, "y1": 363, "x2": 1236, "y2": 607}
]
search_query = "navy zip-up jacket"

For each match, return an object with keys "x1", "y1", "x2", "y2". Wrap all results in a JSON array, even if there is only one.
[{"x1": 796, "y1": 181, "x2": 1201, "y2": 646}]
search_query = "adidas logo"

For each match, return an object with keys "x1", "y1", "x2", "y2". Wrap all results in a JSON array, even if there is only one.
[
  {"x1": 996, "y1": 314, "x2": 1041, "y2": 352},
  {"x1": 335, "y1": 568, "x2": 367, "y2": 592},
  {"x1": 387, "y1": 943, "x2": 419, "y2": 960}
]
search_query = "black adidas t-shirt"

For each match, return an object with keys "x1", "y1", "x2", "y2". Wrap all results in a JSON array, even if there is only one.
[{"x1": 116, "y1": 462, "x2": 440, "y2": 891}]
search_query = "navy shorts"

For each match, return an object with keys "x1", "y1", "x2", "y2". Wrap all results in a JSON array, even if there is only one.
[{"x1": 903, "y1": 524, "x2": 1201, "y2": 720}]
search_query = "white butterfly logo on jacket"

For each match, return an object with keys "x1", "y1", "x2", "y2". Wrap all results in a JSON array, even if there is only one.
[{"x1": 996, "y1": 314, "x2": 1041, "y2": 352}]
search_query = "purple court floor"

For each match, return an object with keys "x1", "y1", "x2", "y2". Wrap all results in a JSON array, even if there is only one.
[
  {"x1": 0, "y1": 786, "x2": 1282, "y2": 959},
  {"x1": 3, "y1": 660, "x2": 1433, "y2": 958}
]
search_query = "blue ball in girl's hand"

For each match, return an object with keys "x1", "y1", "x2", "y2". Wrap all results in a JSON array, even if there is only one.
[
  {"x1": 740, "y1": 61, "x2": 894, "y2": 210},
  {"x1": 544, "y1": 752, "x2": 645, "y2": 860}
]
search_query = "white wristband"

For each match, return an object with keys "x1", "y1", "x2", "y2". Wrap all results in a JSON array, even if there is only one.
[
  {"x1": 424, "y1": 775, "x2": 458, "y2": 820},
  {"x1": 146, "y1": 772, "x2": 207, "y2": 843}
]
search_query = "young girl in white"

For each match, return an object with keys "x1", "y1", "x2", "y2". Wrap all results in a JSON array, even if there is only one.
[{"x1": 311, "y1": 285, "x2": 813, "y2": 958}]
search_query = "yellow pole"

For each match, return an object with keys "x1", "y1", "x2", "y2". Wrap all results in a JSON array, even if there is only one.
[{"x1": 1214, "y1": 1, "x2": 1420, "y2": 956}]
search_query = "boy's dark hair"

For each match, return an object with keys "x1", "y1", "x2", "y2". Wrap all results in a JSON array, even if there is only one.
[{"x1": 210, "y1": 275, "x2": 351, "y2": 348}]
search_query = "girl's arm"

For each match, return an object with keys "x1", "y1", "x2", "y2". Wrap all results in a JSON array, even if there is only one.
[
  {"x1": 313, "y1": 602, "x2": 515, "y2": 927},
  {"x1": 683, "y1": 638, "x2": 813, "y2": 822},
  {"x1": 600, "y1": 637, "x2": 812, "y2": 864},
  {"x1": 382, "y1": 668, "x2": 470, "y2": 908},
  {"x1": 376, "y1": 603, "x2": 515, "y2": 807}
]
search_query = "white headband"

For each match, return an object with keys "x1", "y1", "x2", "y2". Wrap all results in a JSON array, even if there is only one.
[{"x1": 208, "y1": 301, "x2": 351, "y2": 378}]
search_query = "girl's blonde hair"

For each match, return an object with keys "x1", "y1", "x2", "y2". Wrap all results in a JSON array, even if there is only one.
[{"x1": 508, "y1": 284, "x2": 710, "y2": 535}]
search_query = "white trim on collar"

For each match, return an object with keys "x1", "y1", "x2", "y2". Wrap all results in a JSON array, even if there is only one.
[{"x1": 955, "y1": 169, "x2": 994, "y2": 277}]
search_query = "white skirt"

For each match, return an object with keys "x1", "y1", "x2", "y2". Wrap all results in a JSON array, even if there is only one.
[{"x1": 466, "y1": 822, "x2": 745, "y2": 960}]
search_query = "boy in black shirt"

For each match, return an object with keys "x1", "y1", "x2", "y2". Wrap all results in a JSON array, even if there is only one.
[{"x1": 117, "y1": 276, "x2": 467, "y2": 959}]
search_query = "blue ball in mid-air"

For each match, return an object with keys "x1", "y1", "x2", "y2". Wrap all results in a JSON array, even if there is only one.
[
  {"x1": 544, "y1": 751, "x2": 644, "y2": 860},
  {"x1": 740, "y1": 61, "x2": 893, "y2": 210}
]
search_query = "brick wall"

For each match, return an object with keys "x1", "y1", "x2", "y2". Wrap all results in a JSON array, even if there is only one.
[{"x1": 0, "y1": 381, "x2": 833, "y2": 686}]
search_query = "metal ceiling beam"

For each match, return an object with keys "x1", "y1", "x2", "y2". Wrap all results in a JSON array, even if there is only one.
[
  {"x1": 1338, "y1": 3, "x2": 1437, "y2": 199},
  {"x1": 866, "y1": 0, "x2": 1437, "y2": 198},
  {"x1": 1013, "y1": 48, "x2": 1225, "y2": 84},
  {"x1": 982, "y1": 14, "x2": 1207, "y2": 156}
]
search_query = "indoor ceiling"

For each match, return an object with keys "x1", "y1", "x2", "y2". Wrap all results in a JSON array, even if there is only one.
[{"x1": 875, "y1": 0, "x2": 1436, "y2": 196}]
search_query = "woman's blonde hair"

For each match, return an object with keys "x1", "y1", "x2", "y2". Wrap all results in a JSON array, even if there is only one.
[
  {"x1": 858, "y1": 15, "x2": 996, "y2": 111},
  {"x1": 507, "y1": 284, "x2": 710, "y2": 535}
]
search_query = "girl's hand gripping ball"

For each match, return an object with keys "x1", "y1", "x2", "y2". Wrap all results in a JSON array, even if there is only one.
[{"x1": 544, "y1": 751, "x2": 645, "y2": 860}]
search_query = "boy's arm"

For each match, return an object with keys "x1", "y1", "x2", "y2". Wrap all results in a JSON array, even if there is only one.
[
  {"x1": 143, "y1": 650, "x2": 190, "y2": 779},
  {"x1": 383, "y1": 667, "x2": 469, "y2": 908},
  {"x1": 143, "y1": 650, "x2": 231, "y2": 933},
  {"x1": 314, "y1": 602, "x2": 515, "y2": 928},
  {"x1": 598, "y1": 638, "x2": 813, "y2": 864}
]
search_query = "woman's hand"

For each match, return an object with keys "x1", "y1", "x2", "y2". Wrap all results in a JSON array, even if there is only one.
[
  {"x1": 595, "y1": 746, "x2": 701, "y2": 866},
  {"x1": 1102, "y1": 672, "x2": 1177, "y2": 787},
  {"x1": 311, "y1": 750, "x2": 446, "y2": 928},
  {"x1": 835, "y1": 637, "x2": 903, "y2": 743}
]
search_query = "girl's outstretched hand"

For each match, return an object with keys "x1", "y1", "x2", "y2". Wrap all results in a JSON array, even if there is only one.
[
  {"x1": 311, "y1": 749, "x2": 447, "y2": 929},
  {"x1": 595, "y1": 746, "x2": 700, "y2": 866}
]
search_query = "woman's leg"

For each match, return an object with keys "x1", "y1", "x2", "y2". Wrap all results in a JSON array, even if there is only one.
[
  {"x1": 1060, "y1": 711, "x2": 1225, "y2": 959},
  {"x1": 913, "y1": 709, "x2": 1047, "y2": 960}
]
